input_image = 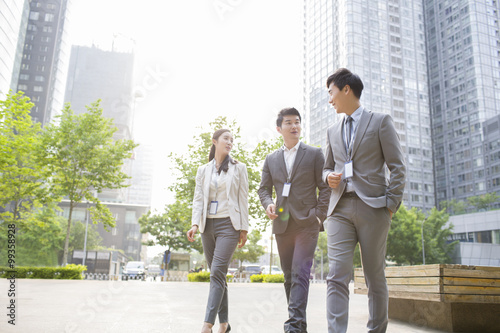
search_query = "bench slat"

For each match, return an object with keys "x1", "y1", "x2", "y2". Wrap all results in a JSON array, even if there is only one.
[{"x1": 443, "y1": 276, "x2": 500, "y2": 287}]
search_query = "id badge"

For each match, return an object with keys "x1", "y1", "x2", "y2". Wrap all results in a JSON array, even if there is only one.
[
  {"x1": 344, "y1": 161, "x2": 353, "y2": 178},
  {"x1": 209, "y1": 201, "x2": 218, "y2": 215},
  {"x1": 282, "y1": 183, "x2": 291, "y2": 197}
]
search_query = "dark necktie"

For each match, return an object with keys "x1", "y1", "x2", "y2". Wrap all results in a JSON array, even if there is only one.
[{"x1": 346, "y1": 116, "x2": 353, "y2": 148}]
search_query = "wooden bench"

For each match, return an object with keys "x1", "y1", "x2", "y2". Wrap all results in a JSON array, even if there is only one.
[{"x1": 354, "y1": 264, "x2": 500, "y2": 332}]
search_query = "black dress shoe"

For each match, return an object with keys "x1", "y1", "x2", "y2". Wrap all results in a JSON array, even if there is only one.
[{"x1": 225, "y1": 323, "x2": 231, "y2": 332}]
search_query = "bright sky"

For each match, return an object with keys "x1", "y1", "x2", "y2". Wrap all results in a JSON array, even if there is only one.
[{"x1": 69, "y1": 0, "x2": 304, "y2": 214}]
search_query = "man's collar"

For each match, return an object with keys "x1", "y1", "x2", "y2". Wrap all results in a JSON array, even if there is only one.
[{"x1": 282, "y1": 140, "x2": 301, "y2": 152}]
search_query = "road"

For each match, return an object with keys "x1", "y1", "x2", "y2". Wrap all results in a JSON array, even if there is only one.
[{"x1": 0, "y1": 278, "x2": 445, "y2": 332}]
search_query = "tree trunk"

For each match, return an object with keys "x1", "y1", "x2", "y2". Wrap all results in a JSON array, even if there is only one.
[{"x1": 62, "y1": 203, "x2": 74, "y2": 266}]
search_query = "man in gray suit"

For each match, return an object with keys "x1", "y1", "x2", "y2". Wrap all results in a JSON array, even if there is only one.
[
  {"x1": 323, "y1": 68, "x2": 406, "y2": 333},
  {"x1": 258, "y1": 107, "x2": 330, "y2": 333}
]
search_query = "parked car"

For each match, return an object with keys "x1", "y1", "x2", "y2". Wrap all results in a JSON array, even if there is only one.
[
  {"x1": 235, "y1": 265, "x2": 262, "y2": 278},
  {"x1": 261, "y1": 265, "x2": 284, "y2": 275},
  {"x1": 123, "y1": 261, "x2": 146, "y2": 279}
]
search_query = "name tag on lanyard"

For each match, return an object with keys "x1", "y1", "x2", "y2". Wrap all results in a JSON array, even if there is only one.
[{"x1": 282, "y1": 183, "x2": 291, "y2": 197}]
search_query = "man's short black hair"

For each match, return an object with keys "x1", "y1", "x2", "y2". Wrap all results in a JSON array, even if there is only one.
[
  {"x1": 326, "y1": 68, "x2": 364, "y2": 99},
  {"x1": 276, "y1": 107, "x2": 301, "y2": 127}
]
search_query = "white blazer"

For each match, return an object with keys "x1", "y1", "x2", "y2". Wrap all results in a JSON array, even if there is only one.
[{"x1": 191, "y1": 160, "x2": 249, "y2": 233}]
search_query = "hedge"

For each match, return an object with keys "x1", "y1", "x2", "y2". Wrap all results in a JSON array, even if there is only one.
[
  {"x1": 0, "y1": 264, "x2": 87, "y2": 280},
  {"x1": 187, "y1": 271, "x2": 234, "y2": 282},
  {"x1": 250, "y1": 274, "x2": 285, "y2": 283}
]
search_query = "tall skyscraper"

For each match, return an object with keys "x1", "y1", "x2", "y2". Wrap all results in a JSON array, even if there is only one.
[
  {"x1": 12, "y1": 0, "x2": 71, "y2": 125},
  {"x1": 65, "y1": 45, "x2": 135, "y2": 203},
  {"x1": 424, "y1": 0, "x2": 500, "y2": 205},
  {"x1": 0, "y1": 0, "x2": 28, "y2": 98},
  {"x1": 63, "y1": 45, "x2": 151, "y2": 261},
  {"x1": 304, "y1": 0, "x2": 435, "y2": 210}
]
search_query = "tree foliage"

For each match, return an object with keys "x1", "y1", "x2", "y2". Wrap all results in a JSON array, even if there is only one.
[
  {"x1": 440, "y1": 193, "x2": 499, "y2": 215},
  {"x1": 387, "y1": 205, "x2": 457, "y2": 265},
  {"x1": 40, "y1": 101, "x2": 137, "y2": 265},
  {"x1": 0, "y1": 92, "x2": 54, "y2": 230},
  {"x1": 140, "y1": 116, "x2": 281, "y2": 255},
  {"x1": 232, "y1": 229, "x2": 265, "y2": 266}
]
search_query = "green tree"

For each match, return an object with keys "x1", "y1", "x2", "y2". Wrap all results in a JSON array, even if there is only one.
[
  {"x1": 387, "y1": 205, "x2": 423, "y2": 265},
  {"x1": 232, "y1": 229, "x2": 265, "y2": 266},
  {"x1": 138, "y1": 201, "x2": 203, "y2": 253},
  {"x1": 467, "y1": 193, "x2": 500, "y2": 212},
  {"x1": 387, "y1": 205, "x2": 457, "y2": 265},
  {"x1": 422, "y1": 207, "x2": 457, "y2": 264},
  {"x1": 0, "y1": 92, "x2": 54, "y2": 231},
  {"x1": 139, "y1": 117, "x2": 281, "y2": 256},
  {"x1": 440, "y1": 199, "x2": 467, "y2": 215},
  {"x1": 40, "y1": 101, "x2": 137, "y2": 265}
]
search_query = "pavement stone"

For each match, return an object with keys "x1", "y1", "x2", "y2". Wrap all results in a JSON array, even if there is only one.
[{"x1": 0, "y1": 278, "x2": 446, "y2": 333}]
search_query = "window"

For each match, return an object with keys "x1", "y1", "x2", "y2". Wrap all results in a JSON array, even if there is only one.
[
  {"x1": 29, "y1": 12, "x2": 40, "y2": 20},
  {"x1": 19, "y1": 74, "x2": 29, "y2": 80},
  {"x1": 18, "y1": 84, "x2": 28, "y2": 91},
  {"x1": 45, "y1": 13, "x2": 55, "y2": 22},
  {"x1": 43, "y1": 26, "x2": 53, "y2": 33},
  {"x1": 35, "y1": 75, "x2": 45, "y2": 82},
  {"x1": 33, "y1": 86, "x2": 43, "y2": 92}
]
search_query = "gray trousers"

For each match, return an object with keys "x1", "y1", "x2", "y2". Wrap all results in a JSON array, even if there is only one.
[
  {"x1": 275, "y1": 217, "x2": 319, "y2": 333},
  {"x1": 326, "y1": 196, "x2": 391, "y2": 333},
  {"x1": 201, "y1": 217, "x2": 240, "y2": 324}
]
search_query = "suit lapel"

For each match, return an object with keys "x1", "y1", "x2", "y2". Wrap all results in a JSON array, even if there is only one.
[
  {"x1": 203, "y1": 162, "x2": 212, "y2": 196},
  {"x1": 289, "y1": 142, "x2": 306, "y2": 181},
  {"x1": 277, "y1": 149, "x2": 287, "y2": 180},
  {"x1": 226, "y1": 162, "x2": 235, "y2": 197},
  {"x1": 334, "y1": 121, "x2": 347, "y2": 160},
  {"x1": 350, "y1": 108, "x2": 373, "y2": 159}
]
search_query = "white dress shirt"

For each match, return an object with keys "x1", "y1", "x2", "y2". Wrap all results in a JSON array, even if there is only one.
[
  {"x1": 207, "y1": 160, "x2": 230, "y2": 218},
  {"x1": 283, "y1": 141, "x2": 301, "y2": 180}
]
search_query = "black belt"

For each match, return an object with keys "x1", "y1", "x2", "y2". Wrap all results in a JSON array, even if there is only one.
[{"x1": 342, "y1": 191, "x2": 358, "y2": 198}]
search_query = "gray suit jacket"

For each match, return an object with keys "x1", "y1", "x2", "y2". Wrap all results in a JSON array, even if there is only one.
[
  {"x1": 323, "y1": 108, "x2": 406, "y2": 215},
  {"x1": 258, "y1": 142, "x2": 331, "y2": 234}
]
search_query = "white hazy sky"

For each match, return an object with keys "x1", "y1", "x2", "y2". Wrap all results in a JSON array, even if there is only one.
[{"x1": 68, "y1": 0, "x2": 303, "y2": 212}]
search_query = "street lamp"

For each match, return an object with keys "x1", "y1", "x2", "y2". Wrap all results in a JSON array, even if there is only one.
[{"x1": 421, "y1": 218, "x2": 426, "y2": 265}]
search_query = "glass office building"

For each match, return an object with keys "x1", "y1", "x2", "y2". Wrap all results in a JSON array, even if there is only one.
[
  {"x1": 14, "y1": 0, "x2": 71, "y2": 125},
  {"x1": 304, "y1": 0, "x2": 435, "y2": 210},
  {"x1": 424, "y1": 0, "x2": 500, "y2": 205},
  {"x1": 0, "y1": 0, "x2": 28, "y2": 98}
]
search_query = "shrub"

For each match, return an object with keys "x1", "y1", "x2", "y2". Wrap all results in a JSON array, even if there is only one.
[
  {"x1": 187, "y1": 271, "x2": 235, "y2": 282},
  {"x1": 250, "y1": 274, "x2": 285, "y2": 283},
  {"x1": 188, "y1": 271, "x2": 211, "y2": 282},
  {"x1": 250, "y1": 274, "x2": 265, "y2": 283},
  {"x1": 264, "y1": 274, "x2": 284, "y2": 283},
  {"x1": 0, "y1": 265, "x2": 87, "y2": 280}
]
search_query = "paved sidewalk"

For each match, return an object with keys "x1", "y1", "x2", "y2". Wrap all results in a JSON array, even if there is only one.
[{"x1": 0, "y1": 279, "x2": 445, "y2": 333}]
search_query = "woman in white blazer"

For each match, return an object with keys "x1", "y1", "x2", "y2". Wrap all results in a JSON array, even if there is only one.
[{"x1": 187, "y1": 128, "x2": 249, "y2": 333}]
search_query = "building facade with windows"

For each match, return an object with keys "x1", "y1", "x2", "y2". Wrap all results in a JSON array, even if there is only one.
[
  {"x1": 12, "y1": 0, "x2": 72, "y2": 125},
  {"x1": 303, "y1": 0, "x2": 435, "y2": 210},
  {"x1": 63, "y1": 45, "x2": 152, "y2": 261},
  {"x1": 424, "y1": 0, "x2": 500, "y2": 206},
  {"x1": 0, "y1": 0, "x2": 28, "y2": 98},
  {"x1": 448, "y1": 210, "x2": 500, "y2": 266}
]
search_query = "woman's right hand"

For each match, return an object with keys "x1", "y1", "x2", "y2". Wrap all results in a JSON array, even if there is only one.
[{"x1": 187, "y1": 225, "x2": 198, "y2": 242}]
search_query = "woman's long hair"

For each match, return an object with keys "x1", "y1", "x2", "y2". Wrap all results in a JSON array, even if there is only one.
[{"x1": 209, "y1": 129, "x2": 238, "y2": 174}]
